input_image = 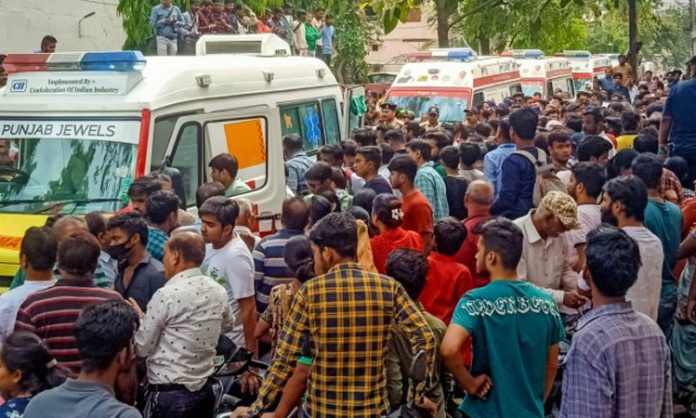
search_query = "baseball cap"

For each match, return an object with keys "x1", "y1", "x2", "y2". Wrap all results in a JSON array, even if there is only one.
[{"x1": 538, "y1": 191, "x2": 578, "y2": 229}]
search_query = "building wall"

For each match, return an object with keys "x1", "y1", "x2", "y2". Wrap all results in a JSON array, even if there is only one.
[
  {"x1": 0, "y1": 0, "x2": 126, "y2": 53},
  {"x1": 366, "y1": 7, "x2": 437, "y2": 72}
]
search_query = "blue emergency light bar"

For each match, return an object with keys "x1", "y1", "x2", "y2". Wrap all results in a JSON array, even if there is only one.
[
  {"x1": 518, "y1": 49, "x2": 544, "y2": 59},
  {"x1": 82, "y1": 51, "x2": 146, "y2": 72},
  {"x1": 563, "y1": 50, "x2": 591, "y2": 58},
  {"x1": 446, "y1": 48, "x2": 476, "y2": 62}
]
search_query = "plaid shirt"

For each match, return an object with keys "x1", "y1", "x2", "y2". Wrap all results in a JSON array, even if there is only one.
[
  {"x1": 415, "y1": 161, "x2": 449, "y2": 221},
  {"x1": 561, "y1": 302, "x2": 673, "y2": 418},
  {"x1": 662, "y1": 168, "x2": 685, "y2": 204},
  {"x1": 147, "y1": 226, "x2": 168, "y2": 262},
  {"x1": 249, "y1": 262, "x2": 436, "y2": 418}
]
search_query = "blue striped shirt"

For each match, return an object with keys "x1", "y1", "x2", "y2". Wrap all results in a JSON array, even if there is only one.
[{"x1": 253, "y1": 229, "x2": 306, "y2": 313}]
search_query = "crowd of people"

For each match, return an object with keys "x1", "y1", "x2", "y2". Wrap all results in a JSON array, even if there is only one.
[
  {"x1": 1, "y1": 51, "x2": 696, "y2": 418},
  {"x1": 149, "y1": 0, "x2": 335, "y2": 61}
]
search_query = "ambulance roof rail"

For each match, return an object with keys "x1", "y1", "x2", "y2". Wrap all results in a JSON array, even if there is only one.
[
  {"x1": 195, "y1": 34, "x2": 291, "y2": 57},
  {"x1": 2, "y1": 51, "x2": 146, "y2": 73}
]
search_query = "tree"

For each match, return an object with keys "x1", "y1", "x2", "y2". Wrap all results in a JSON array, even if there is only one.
[
  {"x1": 117, "y1": 0, "x2": 283, "y2": 51},
  {"x1": 322, "y1": 0, "x2": 371, "y2": 83}
]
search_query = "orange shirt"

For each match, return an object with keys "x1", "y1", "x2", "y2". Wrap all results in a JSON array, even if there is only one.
[
  {"x1": 370, "y1": 227, "x2": 424, "y2": 274},
  {"x1": 682, "y1": 197, "x2": 696, "y2": 237},
  {"x1": 420, "y1": 252, "x2": 474, "y2": 324},
  {"x1": 401, "y1": 190, "x2": 434, "y2": 236}
]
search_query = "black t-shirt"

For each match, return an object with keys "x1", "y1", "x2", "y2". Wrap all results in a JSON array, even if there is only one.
[
  {"x1": 364, "y1": 176, "x2": 393, "y2": 196},
  {"x1": 444, "y1": 176, "x2": 469, "y2": 220}
]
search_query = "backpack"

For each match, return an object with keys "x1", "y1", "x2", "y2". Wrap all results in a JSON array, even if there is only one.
[{"x1": 514, "y1": 148, "x2": 567, "y2": 206}]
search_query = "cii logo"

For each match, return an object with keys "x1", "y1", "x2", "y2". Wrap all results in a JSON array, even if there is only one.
[{"x1": 10, "y1": 79, "x2": 28, "y2": 93}]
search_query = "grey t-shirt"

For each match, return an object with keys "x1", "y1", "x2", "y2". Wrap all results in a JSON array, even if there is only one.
[{"x1": 23, "y1": 379, "x2": 141, "y2": 418}]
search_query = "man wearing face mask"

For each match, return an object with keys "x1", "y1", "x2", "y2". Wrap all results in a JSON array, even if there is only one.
[
  {"x1": 107, "y1": 212, "x2": 166, "y2": 312},
  {"x1": 601, "y1": 176, "x2": 664, "y2": 321},
  {"x1": 514, "y1": 191, "x2": 588, "y2": 311}
]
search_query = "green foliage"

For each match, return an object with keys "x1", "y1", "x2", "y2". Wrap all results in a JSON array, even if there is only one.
[
  {"x1": 118, "y1": 0, "x2": 190, "y2": 51},
  {"x1": 332, "y1": 8, "x2": 370, "y2": 84}
]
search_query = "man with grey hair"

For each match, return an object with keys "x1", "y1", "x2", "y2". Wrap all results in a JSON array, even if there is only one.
[
  {"x1": 455, "y1": 180, "x2": 494, "y2": 288},
  {"x1": 234, "y1": 197, "x2": 261, "y2": 251}
]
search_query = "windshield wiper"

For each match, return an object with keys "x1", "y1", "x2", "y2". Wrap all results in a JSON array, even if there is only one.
[
  {"x1": 35, "y1": 198, "x2": 125, "y2": 214},
  {"x1": 0, "y1": 199, "x2": 46, "y2": 209}
]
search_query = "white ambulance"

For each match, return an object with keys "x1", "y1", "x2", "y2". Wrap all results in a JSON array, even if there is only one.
[
  {"x1": 563, "y1": 50, "x2": 612, "y2": 93},
  {"x1": 508, "y1": 50, "x2": 575, "y2": 99},
  {"x1": 0, "y1": 35, "x2": 362, "y2": 284},
  {"x1": 384, "y1": 48, "x2": 522, "y2": 123}
]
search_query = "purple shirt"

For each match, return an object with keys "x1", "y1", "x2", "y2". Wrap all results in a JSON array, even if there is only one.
[{"x1": 560, "y1": 302, "x2": 673, "y2": 418}]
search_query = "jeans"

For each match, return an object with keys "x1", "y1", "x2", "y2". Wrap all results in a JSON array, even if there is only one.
[
  {"x1": 321, "y1": 53, "x2": 332, "y2": 66},
  {"x1": 658, "y1": 279, "x2": 678, "y2": 340},
  {"x1": 156, "y1": 36, "x2": 178, "y2": 56},
  {"x1": 144, "y1": 380, "x2": 215, "y2": 418}
]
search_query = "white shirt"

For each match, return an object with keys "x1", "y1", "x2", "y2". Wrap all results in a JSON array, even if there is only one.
[
  {"x1": 99, "y1": 251, "x2": 118, "y2": 286},
  {"x1": 350, "y1": 173, "x2": 366, "y2": 195},
  {"x1": 623, "y1": 226, "x2": 664, "y2": 320},
  {"x1": 202, "y1": 235, "x2": 255, "y2": 347},
  {"x1": 514, "y1": 211, "x2": 578, "y2": 305},
  {"x1": 0, "y1": 279, "x2": 56, "y2": 343},
  {"x1": 293, "y1": 20, "x2": 307, "y2": 50},
  {"x1": 564, "y1": 204, "x2": 602, "y2": 267},
  {"x1": 135, "y1": 268, "x2": 234, "y2": 391}
]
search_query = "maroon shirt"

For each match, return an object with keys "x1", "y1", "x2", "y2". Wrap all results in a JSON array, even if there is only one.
[
  {"x1": 454, "y1": 214, "x2": 492, "y2": 289},
  {"x1": 14, "y1": 279, "x2": 122, "y2": 373}
]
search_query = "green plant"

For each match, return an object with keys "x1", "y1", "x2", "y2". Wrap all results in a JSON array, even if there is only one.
[{"x1": 118, "y1": 0, "x2": 190, "y2": 51}]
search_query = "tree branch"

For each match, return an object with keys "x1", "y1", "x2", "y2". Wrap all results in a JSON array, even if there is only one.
[{"x1": 447, "y1": 0, "x2": 507, "y2": 30}]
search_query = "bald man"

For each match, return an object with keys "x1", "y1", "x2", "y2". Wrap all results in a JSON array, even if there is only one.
[
  {"x1": 455, "y1": 180, "x2": 495, "y2": 288},
  {"x1": 130, "y1": 232, "x2": 235, "y2": 418},
  {"x1": 9, "y1": 216, "x2": 92, "y2": 290}
]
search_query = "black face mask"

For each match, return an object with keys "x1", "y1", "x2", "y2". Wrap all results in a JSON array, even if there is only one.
[
  {"x1": 601, "y1": 207, "x2": 618, "y2": 226},
  {"x1": 107, "y1": 236, "x2": 133, "y2": 261}
]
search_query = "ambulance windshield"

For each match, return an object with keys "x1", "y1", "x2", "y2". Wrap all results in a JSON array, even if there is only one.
[
  {"x1": 386, "y1": 94, "x2": 469, "y2": 123},
  {"x1": 0, "y1": 119, "x2": 140, "y2": 214}
]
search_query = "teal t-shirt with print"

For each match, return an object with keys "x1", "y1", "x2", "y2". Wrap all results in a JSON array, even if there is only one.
[{"x1": 451, "y1": 280, "x2": 565, "y2": 418}]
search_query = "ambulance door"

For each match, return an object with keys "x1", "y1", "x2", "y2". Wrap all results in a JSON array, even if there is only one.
[
  {"x1": 162, "y1": 108, "x2": 283, "y2": 232},
  {"x1": 343, "y1": 85, "x2": 366, "y2": 137}
]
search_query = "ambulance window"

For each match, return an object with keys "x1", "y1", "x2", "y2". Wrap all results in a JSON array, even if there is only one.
[
  {"x1": 279, "y1": 102, "x2": 325, "y2": 152},
  {"x1": 321, "y1": 99, "x2": 340, "y2": 145},
  {"x1": 509, "y1": 84, "x2": 522, "y2": 96},
  {"x1": 170, "y1": 123, "x2": 201, "y2": 205},
  {"x1": 472, "y1": 92, "x2": 484, "y2": 108},
  {"x1": 204, "y1": 117, "x2": 268, "y2": 195},
  {"x1": 546, "y1": 81, "x2": 553, "y2": 98},
  {"x1": 566, "y1": 78, "x2": 575, "y2": 97},
  {"x1": 151, "y1": 111, "x2": 202, "y2": 173}
]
